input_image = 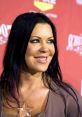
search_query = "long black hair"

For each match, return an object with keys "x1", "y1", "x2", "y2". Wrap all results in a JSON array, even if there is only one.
[{"x1": 0, "y1": 12, "x2": 81, "y2": 116}]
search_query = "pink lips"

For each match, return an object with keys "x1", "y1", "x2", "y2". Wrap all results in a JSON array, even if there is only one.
[{"x1": 35, "y1": 56, "x2": 47, "y2": 63}]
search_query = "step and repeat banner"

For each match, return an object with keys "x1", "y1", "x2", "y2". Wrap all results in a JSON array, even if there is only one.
[{"x1": 0, "y1": 0, "x2": 82, "y2": 95}]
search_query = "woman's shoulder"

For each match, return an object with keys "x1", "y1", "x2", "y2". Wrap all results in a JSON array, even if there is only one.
[
  {"x1": 51, "y1": 81, "x2": 82, "y2": 100},
  {"x1": 50, "y1": 81, "x2": 82, "y2": 116}
]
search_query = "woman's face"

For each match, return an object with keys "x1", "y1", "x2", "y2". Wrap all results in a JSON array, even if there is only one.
[{"x1": 25, "y1": 23, "x2": 55, "y2": 74}]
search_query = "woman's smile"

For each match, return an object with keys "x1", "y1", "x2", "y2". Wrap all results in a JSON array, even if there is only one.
[{"x1": 34, "y1": 56, "x2": 48, "y2": 64}]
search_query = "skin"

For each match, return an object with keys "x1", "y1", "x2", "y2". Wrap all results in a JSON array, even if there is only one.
[
  {"x1": 4, "y1": 23, "x2": 55, "y2": 117},
  {"x1": 19, "y1": 23, "x2": 55, "y2": 117},
  {"x1": 25, "y1": 23, "x2": 55, "y2": 74}
]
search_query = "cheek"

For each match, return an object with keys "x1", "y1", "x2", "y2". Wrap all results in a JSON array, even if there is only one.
[
  {"x1": 25, "y1": 44, "x2": 38, "y2": 56},
  {"x1": 51, "y1": 46, "x2": 55, "y2": 56}
]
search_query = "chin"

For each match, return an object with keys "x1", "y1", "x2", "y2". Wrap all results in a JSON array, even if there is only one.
[{"x1": 35, "y1": 66, "x2": 48, "y2": 72}]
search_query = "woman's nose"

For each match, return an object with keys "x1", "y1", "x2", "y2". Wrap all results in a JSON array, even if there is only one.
[{"x1": 39, "y1": 43, "x2": 49, "y2": 53}]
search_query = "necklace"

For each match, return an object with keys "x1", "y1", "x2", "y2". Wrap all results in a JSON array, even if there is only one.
[{"x1": 17, "y1": 103, "x2": 32, "y2": 117}]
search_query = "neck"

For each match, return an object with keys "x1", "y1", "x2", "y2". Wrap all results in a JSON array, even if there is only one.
[{"x1": 19, "y1": 71, "x2": 45, "y2": 89}]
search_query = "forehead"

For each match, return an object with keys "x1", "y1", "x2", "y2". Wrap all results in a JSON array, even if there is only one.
[{"x1": 31, "y1": 23, "x2": 53, "y2": 37}]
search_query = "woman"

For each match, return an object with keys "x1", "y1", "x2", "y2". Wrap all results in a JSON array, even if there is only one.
[{"x1": 0, "y1": 12, "x2": 82, "y2": 117}]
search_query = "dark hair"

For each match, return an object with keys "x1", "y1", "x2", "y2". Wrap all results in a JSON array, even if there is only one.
[{"x1": 0, "y1": 12, "x2": 81, "y2": 116}]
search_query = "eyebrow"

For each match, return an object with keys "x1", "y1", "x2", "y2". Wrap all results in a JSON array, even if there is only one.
[{"x1": 31, "y1": 36, "x2": 54, "y2": 39}]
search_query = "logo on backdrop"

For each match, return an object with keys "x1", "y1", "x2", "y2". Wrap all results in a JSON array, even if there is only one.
[
  {"x1": 0, "y1": 24, "x2": 11, "y2": 45},
  {"x1": 32, "y1": 0, "x2": 57, "y2": 19},
  {"x1": 66, "y1": 34, "x2": 82, "y2": 56},
  {"x1": 76, "y1": 0, "x2": 82, "y2": 5},
  {"x1": 34, "y1": 0, "x2": 56, "y2": 11}
]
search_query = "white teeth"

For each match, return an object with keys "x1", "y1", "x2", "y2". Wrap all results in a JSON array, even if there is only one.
[
  {"x1": 38, "y1": 57, "x2": 46, "y2": 61},
  {"x1": 35, "y1": 57, "x2": 47, "y2": 63}
]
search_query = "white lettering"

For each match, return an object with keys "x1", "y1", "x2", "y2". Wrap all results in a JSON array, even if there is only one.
[
  {"x1": 73, "y1": 35, "x2": 82, "y2": 46},
  {"x1": 43, "y1": 0, "x2": 56, "y2": 4},
  {"x1": 76, "y1": 0, "x2": 82, "y2": 5},
  {"x1": 66, "y1": 34, "x2": 82, "y2": 56},
  {"x1": 81, "y1": 80, "x2": 82, "y2": 96},
  {"x1": 0, "y1": 26, "x2": 1, "y2": 35},
  {"x1": 1, "y1": 24, "x2": 8, "y2": 37},
  {"x1": 0, "y1": 36, "x2": 7, "y2": 44},
  {"x1": 46, "y1": 13, "x2": 57, "y2": 18},
  {"x1": 0, "y1": 24, "x2": 11, "y2": 45},
  {"x1": 66, "y1": 34, "x2": 74, "y2": 50},
  {"x1": 34, "y1": 0, "x2": 56, "y2": 4}
]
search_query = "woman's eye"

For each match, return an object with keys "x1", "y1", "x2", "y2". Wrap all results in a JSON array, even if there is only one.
[
  {"x1": 48, "y1": 39, "x2": 54, "y2": 44},
  {"x1": 30, "y1": 39, "x2": 40, "y2": 43}
]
